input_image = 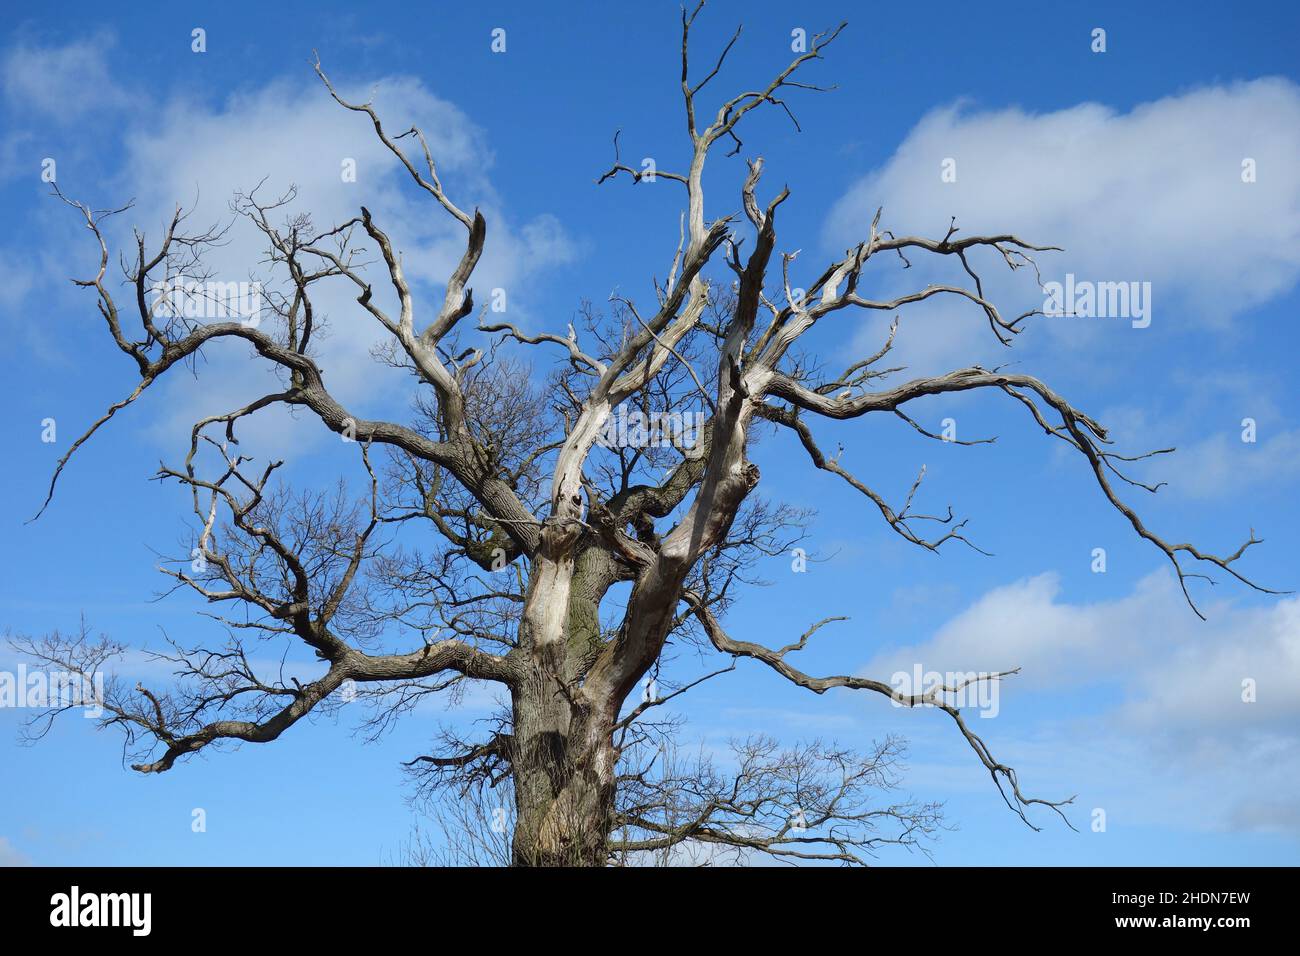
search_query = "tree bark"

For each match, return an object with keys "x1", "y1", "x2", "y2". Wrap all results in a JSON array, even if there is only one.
[
  {"x1": 507, "y1": 516, "x2": 621, "y2": 867},
  {"x1": 509, "y1": 673, "x2": 617, "y2": 867}
]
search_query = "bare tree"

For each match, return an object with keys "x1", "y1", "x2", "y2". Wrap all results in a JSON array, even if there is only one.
[{"x1": 16, "y1": 5, "x2": 1280, "y2": 866}]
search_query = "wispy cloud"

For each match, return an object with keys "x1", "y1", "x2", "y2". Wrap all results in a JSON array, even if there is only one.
[
  {"x1": 1162, "y1": 429, "x2": 1300, "y2": 499},
  {"x1": 1, "y1": 31, "x2": 130, "y2": 121}
]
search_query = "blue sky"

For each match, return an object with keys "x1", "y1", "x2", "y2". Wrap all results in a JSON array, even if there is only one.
[{"x1": 1, "y1": 0, "x2": 1298, "y2": 866}]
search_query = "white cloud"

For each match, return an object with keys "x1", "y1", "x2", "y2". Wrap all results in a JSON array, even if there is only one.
[
  {"x1": 852, "y1": 572, "x2": 1300, "y2": 832},
  {"x1": 860, "y1": 569, "x2": 1300, "y2": 832},
  {"x1": 1, "y1": 32, "x2": 129, "y2": 120},
  {"x1": 867, "y1": 570, "x2": 1158, "y2": 686},
  {"x1": 0, "y1": 33, "x2": 126, "y2": 193},
  {"x1": 106, "y1": 72, "x2": 577, "y2": 456},
  {"x1": 1163, "y1": 429, "x2": 1300, "y2": 499},
  {"x1": 867, "y1": 569, "x2": 1299, "y2": 723},
  {"x1": 0, "y1": 34, "x2": 577, "y2": 459},
  {"x1": 826, "y1": 78, "x2": 1300, "y2": 364}
]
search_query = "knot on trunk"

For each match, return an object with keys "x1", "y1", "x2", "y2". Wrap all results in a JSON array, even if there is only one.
[{"x1": 537, "y1": 515, "x2": 584, "y2": 560}]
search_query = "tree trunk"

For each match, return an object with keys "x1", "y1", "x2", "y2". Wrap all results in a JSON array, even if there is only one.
[
  {"x1": 509, "y1": 672, "x2": 616, "y2": 866},
  {"x1": 509, "y1": 520, "x2": 621, "y2": 867}
]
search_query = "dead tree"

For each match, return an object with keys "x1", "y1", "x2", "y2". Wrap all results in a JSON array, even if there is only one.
[{"x1": 16, "y1": 6, "x2": 1278, "y2": 866}]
